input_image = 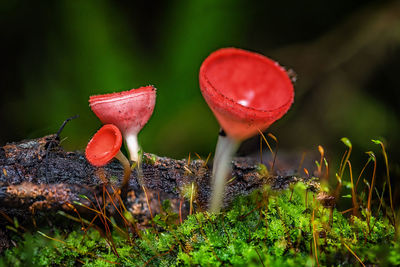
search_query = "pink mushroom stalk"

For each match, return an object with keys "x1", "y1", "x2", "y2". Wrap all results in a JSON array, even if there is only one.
[
  {"x1": 199, "y1": 47, "x2": 294, "y2": 212},
  {"x1": 85, "y1": 124, "x2": 131, "y2": 189},
  {"x1": 89, "y1": 86, "x2": 156, "y2": 162}
]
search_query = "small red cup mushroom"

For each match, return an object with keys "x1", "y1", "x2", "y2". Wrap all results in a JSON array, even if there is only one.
[
  {"x1": 89, "y1": 86, "x2": 156, "y2": 162},
  {"x1": 199, "y1": 47, "x2": 294, "y2": 212},
  {"x1": 85, "y1": 124, "x2": 131, "y2": 190}
]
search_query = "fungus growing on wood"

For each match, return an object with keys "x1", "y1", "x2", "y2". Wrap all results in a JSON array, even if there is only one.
[
  {"x1": 85, "y1": 124, "x2": 131, "y2": 190},
  {"x1": 89, "y1": 86, "x2": 156, "y2": 162},
  {"x1": 199, "y1": 47, "x2": 294, "y2": 212}
]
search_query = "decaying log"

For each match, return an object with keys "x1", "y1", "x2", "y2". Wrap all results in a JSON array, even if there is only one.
[{"x1": 0, "y1": 135, "x2": 315, "y2": 229}]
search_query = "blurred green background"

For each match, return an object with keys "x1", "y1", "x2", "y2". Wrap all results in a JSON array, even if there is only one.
[{"x1": 1, "y1": 0, "x2": 399, "y2": 181}]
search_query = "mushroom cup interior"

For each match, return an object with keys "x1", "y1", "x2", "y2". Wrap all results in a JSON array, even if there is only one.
[
  {"x1": 86, "y1": 125, "x2": 122, "y2": 165},
  {"x1": 204, "y1": 51, "x2": 293, "y2": 111}
]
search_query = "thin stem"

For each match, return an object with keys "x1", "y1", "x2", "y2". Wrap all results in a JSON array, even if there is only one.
[
  {"x1": 318, "y1": 145, "x2": 324, "y2": 177},
  {"x1": 355, "y1": 158, "x2": 372, "y2": 191},
  {"x1": 343, "y1": 242, "x2": 366, "y2": 267},
  {"x1": 212, "y1": 132, "x2": 230, "y2": 177},
  {"x1": 209, "y1": 135, "x2": 239, "y2": 213},
  {"x1": 339, "y1": 146, "x2": 352, "y2": 179},
  {"x1": 179, "y1": 198, "x2": 183, "y2": 224},
  {"x1": 267, "y1": 133, "x2": 278, "y2": 173},
  {"x1": 367, "y1": 158, "x2": 377, "y2": 234},
  {"x1": 312, "y1": 203, "x2": 320, "y2": 267},
  {"x1": 380, "y1": 143, "x2": 395, "y2": 227},
  {"x1": 114, "y1": 150, "x2": 132, "y2": 194},
  {"x1": 259, "y1": 135, "x2": 263, "y2": 164},
  {"x1": 142, "y1": 185, "x2": 153, "y2": 219},
  {"x1": 258, "y1": 129, "x2": 274, "y2": 172},
  {"x1": 346, "y1": 161, "x2": 360, "y2": 217},
  {"x1": 190, "y1": 182, "x2": 195, "y2": 215},
  {"x1": 367, "y1": 159, "x2": 377, "y2": 213},
  {"x1": 338, "y1": 150, "x2": 348, "y2": 177},
  {"x1": 297, "y1": 152, "x2": 306, "y2": 174},
  {"x1": 257, "y1": 129, "x2": 273, "y2": 154}
]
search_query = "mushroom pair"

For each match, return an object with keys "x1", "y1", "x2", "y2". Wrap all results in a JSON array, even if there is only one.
[
  {"x1": 85, "y1": 86, "x2": 156, "y2": 192},
  {"x1": 199, "y1": 48, "x2": 294, "y2": 212}
]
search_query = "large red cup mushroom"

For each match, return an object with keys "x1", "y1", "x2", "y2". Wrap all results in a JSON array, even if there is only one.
[
  {"x1": 89, "y1": 86, "x2": 156, "y2": 162},
  {"x1": 85, "y1": 124, "x2": 131, "y2": 189},
  {"x1": 199, "y1": 47, "x2": 294, "y2": 212}
]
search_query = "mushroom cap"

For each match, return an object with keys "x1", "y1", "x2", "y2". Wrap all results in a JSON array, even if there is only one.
[
  {"x1": 199, "y1": 48, "x2": 294, "y2": 141},
  {"x1": 89, "y1": 86, "x2": 156, "y2": 137},
  {"x1": 85, "y1": 124, "x2": 122, "y2": 166}
]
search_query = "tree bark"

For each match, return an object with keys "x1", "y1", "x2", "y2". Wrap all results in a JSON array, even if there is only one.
[{"x1": 0, "y1": 135, "x2": 313, "y2": 228}]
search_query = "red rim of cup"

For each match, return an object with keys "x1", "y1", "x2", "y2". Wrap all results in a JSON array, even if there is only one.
[{"x1": 85, "y1": 124, "x2": 122, "y2": 166}]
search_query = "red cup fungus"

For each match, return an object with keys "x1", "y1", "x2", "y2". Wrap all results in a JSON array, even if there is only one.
[
  {"x1": 89, "y1": 86, "x2": 156, "y2": 162},
  {"x1": 200, "y1": 47, "x2": 294, "y2": 140},
  {"x1": 85, "y1": 124, "x2": 131, "y2": 190},
  {"x1": 199, "y1": 47, "x2": 294, "y2": 212}
]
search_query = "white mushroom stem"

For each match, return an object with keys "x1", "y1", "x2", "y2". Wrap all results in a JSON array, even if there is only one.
[
  {"x1": 212, "y1": 133, "x2": 230, "y2": 179},
  {"x1": 209, "y1": 135, "x2": 240, "y2": 213},
  {"x1": 125, "y1": 133, "x2": 140, "y2": 162},
  {"x1": 125, "y1": 133, "x2": 145, "y2": 187}
]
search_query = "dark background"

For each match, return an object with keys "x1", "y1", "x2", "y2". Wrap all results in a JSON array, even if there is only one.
[{"x1": 1, "y1": 0, "x2": 399, "y2": 197}]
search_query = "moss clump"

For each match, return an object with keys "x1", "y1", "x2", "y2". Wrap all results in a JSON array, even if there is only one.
[{"x1": 1, "y1": 182, "x2": 398, "y2": 266}]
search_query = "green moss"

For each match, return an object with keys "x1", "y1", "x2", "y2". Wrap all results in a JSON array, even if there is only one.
[
  {"x1": 1, "y1": 183, "x2": 397, "y2": 266},
  {"x1": 256, "y1": 163, "x2": 269, "y2": 177},
  {"x1": 143, "y1": 153, "x2": 158, "y2": 166}
]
